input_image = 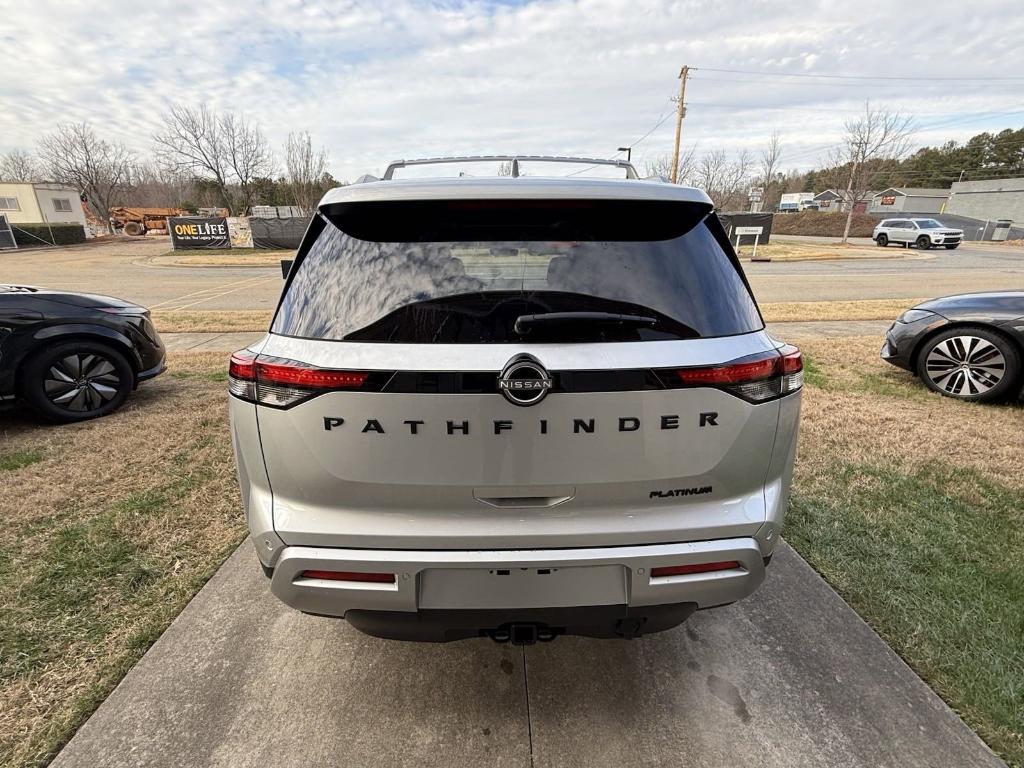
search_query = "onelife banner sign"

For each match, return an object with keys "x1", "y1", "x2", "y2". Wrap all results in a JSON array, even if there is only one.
[{"x1": 169, "y1": 217, "x2": 231, "y2": 249}]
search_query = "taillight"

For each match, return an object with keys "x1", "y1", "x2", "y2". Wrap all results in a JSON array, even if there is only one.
[
  {"x1": 662, "y1": 345, "x2": 803, "y2": 403},
  {"x1": 228, "y1": 351, "x2": 382, "y2": 408},
  {"x1": 650, "y1": 561, "x2": 743, "y2": 578},
  {"x1": 778, "y1": 345, "x2": 803, "y2": 395}
]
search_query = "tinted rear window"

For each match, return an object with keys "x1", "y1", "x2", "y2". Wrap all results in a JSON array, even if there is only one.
[{"x1": 272, "y1": 199, "x2": 762, "y2": 343}]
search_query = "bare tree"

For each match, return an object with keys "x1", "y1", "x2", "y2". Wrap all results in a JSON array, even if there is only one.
[
  {"x1": 759, "y1": 131, "x2": 783, "y2": 212},
  {"x1": 830, "y1": 103, "x2": 915, "y2": 242},
  {"x1": 126, "y1": 163, "x2": 196, "y2": 208},
  {"x1": 37, "y1": 123, "x2": 135, "y2": 232},
  {"x1": 154, "y1": 105, "x2": 275, "y2": 215},
  {"x1": 693, "y1": 149, "x2": 752, "y2": 209},
  {"x1": 284, "y1": 132, "x2": 330, "y2": 214},
  {"x1": 644, "y1": 146, "x2": 697, "y2": 185},
  {"x1": 223, "y1": 112, "x2": 276, "y2": 213},
  {"x1": 0, "y1": 149, "x2": 43, "y2": 182}
]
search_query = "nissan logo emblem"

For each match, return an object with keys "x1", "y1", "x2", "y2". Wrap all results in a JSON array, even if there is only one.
[{"x1": 498, "y1": 354, "x2": 553, "y2": 406}]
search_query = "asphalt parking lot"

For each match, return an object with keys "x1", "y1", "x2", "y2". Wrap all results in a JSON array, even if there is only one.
[
  {"x1": 50, "y1": 544, "x2": 1003, "y2": 768},
  {"x1": 2, "y1": 236, "x2": 1023, "y2": 309}
]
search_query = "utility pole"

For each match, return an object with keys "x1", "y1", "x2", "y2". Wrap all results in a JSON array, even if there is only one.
[{"x1": 670, "y1": 65, "x2": 691, "y2": 184}]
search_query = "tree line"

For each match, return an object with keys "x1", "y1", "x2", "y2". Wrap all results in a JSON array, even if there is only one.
[
  {"x1": 642, "y1": 106, "x2": 1021, "y2": 241},
  {"x1": 0, "y1": 106, "x2": 339, "y2": 232},
  {"x1": 4, "y1": 102, "x2": 1021, "y2": 238}
]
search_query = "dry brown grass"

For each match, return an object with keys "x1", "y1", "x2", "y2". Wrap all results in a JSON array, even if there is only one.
[
  {"x1": 792, "y1": 335, "x2": 1024, "y2": 489},
  {"x1": 160, "y1": 250, "x2": 292, "y2": 267},
  {"x1": 735, "y1": 242, "x2": 897, "y2": 262},
  {"x1": 762, "y1": 298, "x2": 926, "y2": 322},
  {"x1": 151, "y1": 310, "x2": 272, "y2": 333},
  {"x1": 772, "y1": 211, "x2": 879, "y2": 238},
  {"x1": 0, "y1": 353, "x2": 244, "y2": 767},
  {"x1": 148, "y1": 300, "x2": 925, "y2": 336}
]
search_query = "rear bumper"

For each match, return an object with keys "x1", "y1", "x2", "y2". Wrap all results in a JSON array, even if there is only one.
[{"x1": 268, "y1": 537, "x2": 767, "y2": 638}]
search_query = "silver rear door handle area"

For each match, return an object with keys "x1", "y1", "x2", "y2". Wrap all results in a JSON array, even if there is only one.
[{"x1": 474, "y1": 486, "x2": 576, "y2": 509}]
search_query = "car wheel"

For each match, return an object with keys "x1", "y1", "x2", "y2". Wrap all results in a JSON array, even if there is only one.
[
  {"x1": 916, "y1": 236, "x2": 931, "y2": 250},
  {"x1": 916, "y1": 327, "x2": 1020, "y2": 403},
  {"x1": 944, "y1": 244, "x2": 959, "y2": 250},
  {"x1": 21, "y1": 341, "x2": 134, "y2": 423},
  {"x1": 876, "y1": 234, "x2": 888, "y2": 246}
]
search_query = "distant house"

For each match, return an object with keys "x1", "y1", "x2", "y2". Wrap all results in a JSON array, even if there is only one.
[
  {"x1": 869, "y1": 187, "x2": 950, "y2": 215},
  {"x1": 0, "y1": 182, "x2": 89, "y2": 230},
  {"x1": 812, "y1": 189, "x2": 842, "y2": 211},
  {"x1": 0, "y1": 183, "x2": 88, "y2": 228},
  {"x1": 812, "y1": 189, "x2": 875, "y2": 214}
]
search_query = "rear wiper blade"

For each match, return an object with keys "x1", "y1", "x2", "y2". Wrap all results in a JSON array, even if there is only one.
[{"x1": 514, "y1": 311, "x2": 657, "y2": 335}]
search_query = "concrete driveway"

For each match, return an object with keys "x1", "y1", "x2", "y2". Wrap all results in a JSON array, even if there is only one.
[{"x1": 50, "y1": 544, "x2": 1003, "y2": 768}]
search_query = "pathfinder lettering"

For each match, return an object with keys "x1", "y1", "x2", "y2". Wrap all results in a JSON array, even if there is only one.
[{"x1": 322, "y1": 415, "x2": 720, "y2": 434}]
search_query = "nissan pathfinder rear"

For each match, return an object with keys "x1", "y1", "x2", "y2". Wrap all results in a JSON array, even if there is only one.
[{"x1": 228, "y1": 156, "x2": 802, "y2": 644}]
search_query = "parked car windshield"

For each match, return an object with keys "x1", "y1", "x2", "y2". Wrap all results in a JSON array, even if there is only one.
[
  {"x1": 272, "y1": 199, "x2": 763, "y2": 343},
  {"x1": 915, "y1": 220, "x2": 943, "y2": 228}
]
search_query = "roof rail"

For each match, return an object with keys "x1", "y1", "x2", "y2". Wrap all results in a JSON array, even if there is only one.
[{"x1": 381, "y1": 155, "x2": 639, "y2": 181}]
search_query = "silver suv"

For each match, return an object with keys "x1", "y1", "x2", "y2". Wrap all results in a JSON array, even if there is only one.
[
  {"x1": 228, "y1": 156, "x2": 803, "y2": 644},
  {"x1": 874, "y1": 218, "x2": 963, "y2": 250}
]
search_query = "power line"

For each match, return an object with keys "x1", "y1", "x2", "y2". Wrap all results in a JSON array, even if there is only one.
[
  {"x1": 565, "y1": 100, "x2": 677, "y2": 177},
  {"x1": 691, "y1": 75, "x2": 957, "y2": 90},
  {"x1": 697, "y1": 66, "x2": 1024, "y2": 83}
]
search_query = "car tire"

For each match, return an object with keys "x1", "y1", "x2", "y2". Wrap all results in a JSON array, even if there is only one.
[
  {"x1": 916, "y1": 327, "x2": 1020, "y2": 403},
  {"x1": 21, "y1": 340, "x2": 135, "y2": 423},
  {"x1": 876, "y1": 234, "x2": 888, "y2": 247},
  {"x1": 945, "y1": 244, "x2": 959, "y2": 250},
  {"x1": 916, "y1": 236, "x2": 931, "y2": 250}
]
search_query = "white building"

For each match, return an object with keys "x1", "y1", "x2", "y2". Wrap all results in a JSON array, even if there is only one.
[{"x1": 0, "y1": 182, "x2": 89, "y2": 229}]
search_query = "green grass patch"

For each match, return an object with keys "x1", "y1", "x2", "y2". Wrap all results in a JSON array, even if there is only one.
[
  {"x1": 0, "y1": 450, "x2": 44, "y2": 472},
  {"x1": 787, "y1": 461, "x2": 1024, "y2": 766},
  {"x1": 0, "y1": 376, "x2": 245, "y2": 767},
  {"x1": 800, "y1": 354, "x2": 828, "y2": 388}
]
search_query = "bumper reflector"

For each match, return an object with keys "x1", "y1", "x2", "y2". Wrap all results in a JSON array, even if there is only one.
[
  {"x1": 650, "y1": 561, "x2": 742, "y2": 578},
  {"x1": 299, "y1": 570, "x2": 396, "y2": 584}
]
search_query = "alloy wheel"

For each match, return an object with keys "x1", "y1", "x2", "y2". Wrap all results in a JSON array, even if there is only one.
[
  {"x1": 924, "y1": 335, "x2": 1006, "y2": 397},
  {"x1": 44, "y1": 353, "x2": 123, "y2": 413}
]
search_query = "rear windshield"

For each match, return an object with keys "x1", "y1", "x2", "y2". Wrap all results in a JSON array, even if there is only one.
[{"x1": 272, "y1": 199, "x2": 763, "y2": 343}]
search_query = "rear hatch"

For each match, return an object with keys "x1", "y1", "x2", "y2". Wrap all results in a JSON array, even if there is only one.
[{"x1": 238, "y1": 194, "x2": 796, "y2": 550}]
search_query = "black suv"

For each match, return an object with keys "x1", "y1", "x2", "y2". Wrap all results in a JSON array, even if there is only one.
[{"x1": 0, "y1": 285, "x2": 165, "y2": 422}]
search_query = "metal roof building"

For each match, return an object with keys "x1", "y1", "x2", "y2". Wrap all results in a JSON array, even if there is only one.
[{"x1": 868, "y1": 187, "x2": 950, "y2": 215}]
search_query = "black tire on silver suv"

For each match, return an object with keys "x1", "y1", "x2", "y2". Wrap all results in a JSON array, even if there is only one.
[
  {"x1": 916, "y1": 235, "x2": 931, "y2": 250},
  {"x1": 916, "y1": 326, "x2": 1020, "y2": 403},
  {"x1": 21, "y1": 340, "x2": 134, "y2": 422},
  {"x1": 875, "y1": 233, "x2": 888, "y2": 247}
]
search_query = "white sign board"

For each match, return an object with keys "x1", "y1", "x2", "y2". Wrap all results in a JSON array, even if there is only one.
[{"x1": 734, "y1": 226, "x2": 764, "y2": 236}]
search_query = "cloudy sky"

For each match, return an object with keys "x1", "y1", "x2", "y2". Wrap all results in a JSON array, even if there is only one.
[{"x1": 2, "y1": 0, "x2": 1023, "y2": 181}]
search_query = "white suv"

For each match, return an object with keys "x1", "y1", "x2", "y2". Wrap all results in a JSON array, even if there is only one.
[
  {"x1": 874, "y1": 218, "x2": 963, "y2": 250},
  {"x1": 228, "y1": 156, "x2": 803, "y2": 644}
]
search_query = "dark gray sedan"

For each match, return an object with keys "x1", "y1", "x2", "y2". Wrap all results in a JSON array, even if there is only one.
[{"x1": 882, "y1": 291, "x2": 1024, "y2": 402}]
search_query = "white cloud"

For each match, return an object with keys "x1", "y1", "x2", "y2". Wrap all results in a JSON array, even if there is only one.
[{"x1": 1, "y1": 0, "x2": 1022, "y2": 180}]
